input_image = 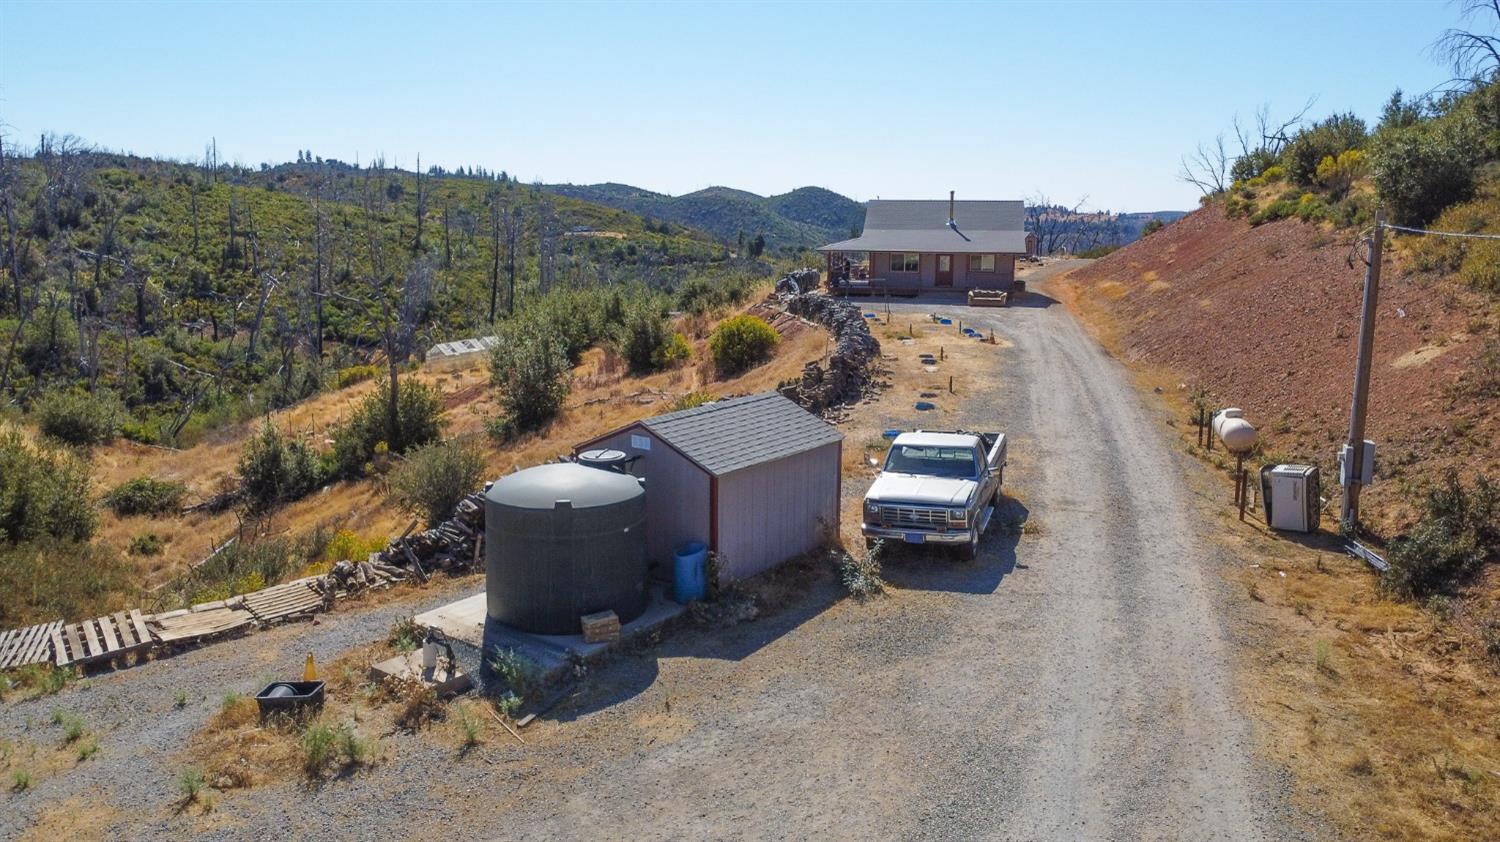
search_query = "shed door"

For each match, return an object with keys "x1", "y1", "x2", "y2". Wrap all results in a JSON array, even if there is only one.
[{"x1": 936, "y1": 254, "x2": 953, "y2": 286}]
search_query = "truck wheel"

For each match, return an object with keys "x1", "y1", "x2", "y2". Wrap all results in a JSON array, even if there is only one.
[{"x1": 962, "y1": 532, "x2": 979, "y2": 561}]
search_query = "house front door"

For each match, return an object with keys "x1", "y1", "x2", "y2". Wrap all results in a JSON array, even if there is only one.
[{"x1": 936, "y1": 254, "x2": 953, "y2": 286}]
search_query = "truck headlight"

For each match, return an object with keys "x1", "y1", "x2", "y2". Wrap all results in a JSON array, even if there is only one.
[
  {"x1": 949, "y1": 508, "x2": 967, "y2": 526},
  {"x1": 864, "y1": 500, "x2": 880, "y2": 517}
]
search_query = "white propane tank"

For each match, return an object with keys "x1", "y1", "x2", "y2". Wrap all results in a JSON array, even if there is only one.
[{"x1": 1215, "y1": 416, "x2": 1258, "y2": 454}]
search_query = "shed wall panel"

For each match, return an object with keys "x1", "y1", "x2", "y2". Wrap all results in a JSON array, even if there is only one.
[
  {"x1": 586, "y1": 426, "x2": 712, "y2": 569},
  {"x1": 715, "y1": 441, "x2": 841, "y2": 581}
]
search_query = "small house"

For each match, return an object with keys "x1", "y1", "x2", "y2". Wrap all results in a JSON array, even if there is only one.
[
  {"x1": 574, "y1": 392, "x2": 843, "y2": 583},
  {"x1": 819, "y1": 193, "x2": 1031, "y2": 293}
]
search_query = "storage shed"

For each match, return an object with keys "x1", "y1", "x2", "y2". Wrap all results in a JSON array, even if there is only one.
[{"x1": 575, "y1": 392, "x2": 843, "y2": 583}]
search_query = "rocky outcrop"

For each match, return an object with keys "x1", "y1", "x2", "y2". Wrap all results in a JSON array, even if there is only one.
[{"x1": 776, "y1": 290, "x2": 882, "y2": 414}]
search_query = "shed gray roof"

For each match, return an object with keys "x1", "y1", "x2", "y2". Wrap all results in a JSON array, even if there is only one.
[
  {"x1": 635, "y1": 392, "x2": 843, "y2": 476},
  {"x1": 819, "y1": 199, "x2": 1029, "y2": 254}
]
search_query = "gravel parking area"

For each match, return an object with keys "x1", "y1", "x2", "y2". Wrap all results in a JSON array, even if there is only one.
[{"x1": 1, "y1": 262, "x2": 1312, "y2": 840}]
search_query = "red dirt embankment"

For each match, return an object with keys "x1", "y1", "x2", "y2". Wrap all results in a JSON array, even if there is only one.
[{"x1": 1059, "y1": 202, "x2": 1496, "y2": 537}]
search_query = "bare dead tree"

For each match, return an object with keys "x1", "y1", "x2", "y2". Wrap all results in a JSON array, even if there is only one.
[
  {"x1": 0, "y1": 128, "x2": 22, "y2": 314},
  {"x1": 312, "y1": 177, "x2": 326, "y2": 357},
  {"x1": 504, "y1": 199, "x2": 522, "y2": 316},
  {"x1": 413, "y1": 154, "x2": 427, "y2": 254},
  {"x1": 441, "y1": 196, "x2": 452, "y2": 268},
  {"x1": 536, "y1": 189, "x2": 556, "y2": 293},
  {"x1": 1433, "y1": 0, "x2": 1500, "y2": 86},
  {"x1": 1179, "y1": 134, "x2": 1231, "y2": 197},
  {"x1": 1233, "y1": 99, "x2": 1316, "y2": 162}
]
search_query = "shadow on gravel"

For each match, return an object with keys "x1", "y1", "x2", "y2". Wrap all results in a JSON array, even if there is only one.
[
  {"x1": 551, "y1": 571, "x2": 846, "y2": 721},
  {"x1": 878, "y1": 496, "x2": 1029, "y2": 595},
  {"x1": 1006, "y1": 290, "x2": 1057, "y2": 309}
]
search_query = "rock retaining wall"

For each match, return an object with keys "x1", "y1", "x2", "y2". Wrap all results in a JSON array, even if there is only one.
[{"x1": 776, "y1": 284, "x2": 882, "y2": 415}]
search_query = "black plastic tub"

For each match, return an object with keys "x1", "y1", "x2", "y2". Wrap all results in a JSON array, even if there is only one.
[{"x1": 254, "y1": 680, "x2": 325, "y2": 720}]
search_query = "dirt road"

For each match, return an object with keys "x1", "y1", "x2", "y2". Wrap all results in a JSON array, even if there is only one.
[{"x1": 1, "y1": 262, "x2": 1309, "y2": 840}]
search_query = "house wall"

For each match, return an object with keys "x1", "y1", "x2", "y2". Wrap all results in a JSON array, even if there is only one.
[
  {"x1": 581, "y1": 425, "x2": 711, "y2": 573},
  {"x1": 871, "y1": 252, "x2": 1018, "y2": 290},
  {"x1": 714, "y1": 441, "x2": 842, "y2": 582}
]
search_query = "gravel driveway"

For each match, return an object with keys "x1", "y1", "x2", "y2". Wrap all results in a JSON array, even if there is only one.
[{"x1": 1, "y1": 262, "x2": 1310, "y2": 840}]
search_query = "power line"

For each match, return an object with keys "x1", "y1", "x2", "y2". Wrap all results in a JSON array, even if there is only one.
[{"x1": 1384, "y1": 222, "x2": 1500, "y2": 240}]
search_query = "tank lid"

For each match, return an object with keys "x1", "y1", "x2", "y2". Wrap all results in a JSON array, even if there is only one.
[
  {"x1": 578, "y1": 448, "x2": 629, "y2": 465},
  {"x1": 486, "y1": 462, "x2": 644, "y2": 509}
]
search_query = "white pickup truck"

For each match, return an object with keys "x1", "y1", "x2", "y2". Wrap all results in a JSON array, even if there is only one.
[{"x1": 861, "y1": 430, "x2": 1007, "y2": 559}]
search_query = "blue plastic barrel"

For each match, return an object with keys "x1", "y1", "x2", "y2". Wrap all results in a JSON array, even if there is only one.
[{"x1": 673, "y1": 541, "x2": 708, "y2": 603}]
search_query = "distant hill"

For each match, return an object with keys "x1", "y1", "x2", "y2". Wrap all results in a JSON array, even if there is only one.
[{"x1": 543, "y1": 183, "x2": 865, "y2": 251}]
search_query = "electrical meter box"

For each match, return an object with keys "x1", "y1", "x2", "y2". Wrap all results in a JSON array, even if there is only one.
[
  {"x1": 1338, "y1": 440, "x2": 1376, "y2": 486},
  {"x1": 1261, "y1": 464, "x2": 1321, "y2": 533}
]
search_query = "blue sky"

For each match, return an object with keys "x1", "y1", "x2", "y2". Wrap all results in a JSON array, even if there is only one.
[{"x1": 0, "y1": 0, "x2": 1462, "y2": 211}]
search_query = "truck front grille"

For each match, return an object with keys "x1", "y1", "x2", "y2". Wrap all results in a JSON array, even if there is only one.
[{"x1": 880, "y1": 505, "x2": 948, "y2": 529}]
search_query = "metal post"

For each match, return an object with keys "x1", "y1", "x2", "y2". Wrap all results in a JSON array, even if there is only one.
[{"x1": 1341, "y1": 211, "x2": 1385, "y2": 531}]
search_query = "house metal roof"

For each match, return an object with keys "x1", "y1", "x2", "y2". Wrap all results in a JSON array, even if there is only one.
[
  {"x1": 635, "y1": 392, "x2": 843, "y2": 477},
  {"x1": 819, "y1": 199, "x2": 1029, "y2": 254}
]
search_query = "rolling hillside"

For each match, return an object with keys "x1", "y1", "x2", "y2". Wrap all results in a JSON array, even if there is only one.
[{"x1": 544, "y1": 183, "x2": 865, "y2": 250}]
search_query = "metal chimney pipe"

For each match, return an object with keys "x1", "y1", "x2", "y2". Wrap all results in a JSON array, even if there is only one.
[{"x1": 948, "y1": 190, "x2": 955, "y2": 224}]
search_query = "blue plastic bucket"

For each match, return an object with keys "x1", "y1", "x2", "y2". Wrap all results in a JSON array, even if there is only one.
[{"x1": 673, "y1": 541, "x2": 708, "y2": 603}]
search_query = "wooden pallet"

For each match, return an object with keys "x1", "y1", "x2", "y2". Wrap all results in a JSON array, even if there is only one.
[
  {"x1": 242, "y1": 579, "x2": 324, "y2": 625},
  {"x1": 54, "y1": 610, "x2": 152, "y2": 667},
  {"x1": 0, "y1": 620, "x2": 62, "y2": 670},
  {"x1": 149, "y1": 604, "x2": 255, "y2": 646}
]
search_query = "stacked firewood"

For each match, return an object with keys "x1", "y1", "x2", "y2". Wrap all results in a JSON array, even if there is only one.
[{"x1": 376, "y1": 491, "x2": 488, "y2": 580}]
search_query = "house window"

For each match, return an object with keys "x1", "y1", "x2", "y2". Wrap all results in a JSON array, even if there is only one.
[
  {"x1": 968, "y1": 254, "x2": 997, "y2": 272},
  {"x1": 889, "y1": 253, "x2": 919, "y2": 272}
]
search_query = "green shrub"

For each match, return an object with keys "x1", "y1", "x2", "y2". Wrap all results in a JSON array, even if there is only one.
[
  {"x1": 1282, "y1": 113, "x2": 1368, "y2": 185},
  {"x1": 32, "y1": 388, "x2": 123, "y2": 446},
  {"x1": 326, "y1": 379, "x2": 444, "y2": 479},
  {"x1": 657, "y1": 332, "x2": 692, "y2": 367},
  {"x1": 617, "y1": 300, "x2": 673, "y2": 374},
  {"x1": 708, "y1": 315, "x2": 778, "y2": 375},
  {"x1": 1384, "y1": 470, "x2": 1499, "y2": 598},
  {"x1": 104, "y1": 476, "x2": 186, "y2": 517},
  {"x1": 388, "y1": 438, "x2": 485, "y2": 525},
  {"x1": 666, "y1": 389, "x2": 715, "y2": 412},
  {"x1": 238, "y1": 423, "x2": 324, "y2": 514},
  {"x1": 334, "y1": 364, "x2": 379, "y2": 389},
  {"x1": 302, "y1": 724, "x2": 338, "y2": 775},
  {"x1": 129, "y1": 532, "x2": 165, "y2": 556},
  {"x1": 0, "y1": 429, "x2": 97, "y2": 543},
  {"x1": 1140, "y1": 218, "x2": 1165, "y2": 237},
  {"x1": 487, "y1": 647, "x2": 537, "y2": 700},
  {"x1": 489, "y1": 320, "x2": 571, "y2": 436},
  {"x1": 176, "y1": 768, "x2": 206, "y2": 802},
  {"x1": 1371, "y1": 113, "x2": 1482, "y2": 226},
  {"x1": 1315, "y1": 149, "x2": 1368, "y2": 199}
]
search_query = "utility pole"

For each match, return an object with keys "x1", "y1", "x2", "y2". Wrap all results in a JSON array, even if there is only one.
[{"x1": 1341, "y1": 209, "x2": 1384, "y2": 531}]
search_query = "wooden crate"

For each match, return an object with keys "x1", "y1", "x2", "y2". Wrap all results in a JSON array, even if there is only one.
[
  {"x1": 54, "y1": 610, "x2": 152, "y2": 667},
  {"x1": 0, "y1": 620, "x2": 62, "y2": 670}
]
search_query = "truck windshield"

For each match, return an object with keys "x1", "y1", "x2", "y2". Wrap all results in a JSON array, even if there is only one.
[{"x1": 884, "y1": 445, "x2": 977, "y2": 479}]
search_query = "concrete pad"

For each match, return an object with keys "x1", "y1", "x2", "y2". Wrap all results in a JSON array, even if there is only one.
[
  {"x1": 414, "y1": 587, "x2": 686, "y2": 691},
  {"x1": 368, "y1": 649, "x2": 472, "y2": 696}
]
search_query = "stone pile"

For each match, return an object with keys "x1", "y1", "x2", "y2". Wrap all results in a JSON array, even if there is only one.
[
  {"x1": 775, "y1": 290, "x2": 882, "y2": 414},
  {"x1": 774, "y1": 267, "x2": 821, "y2": 295}
]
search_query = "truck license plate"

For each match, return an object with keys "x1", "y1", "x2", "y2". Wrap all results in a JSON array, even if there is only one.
[{"x1": 903, "y1": 532, "x2": 926, "y2": 544}]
